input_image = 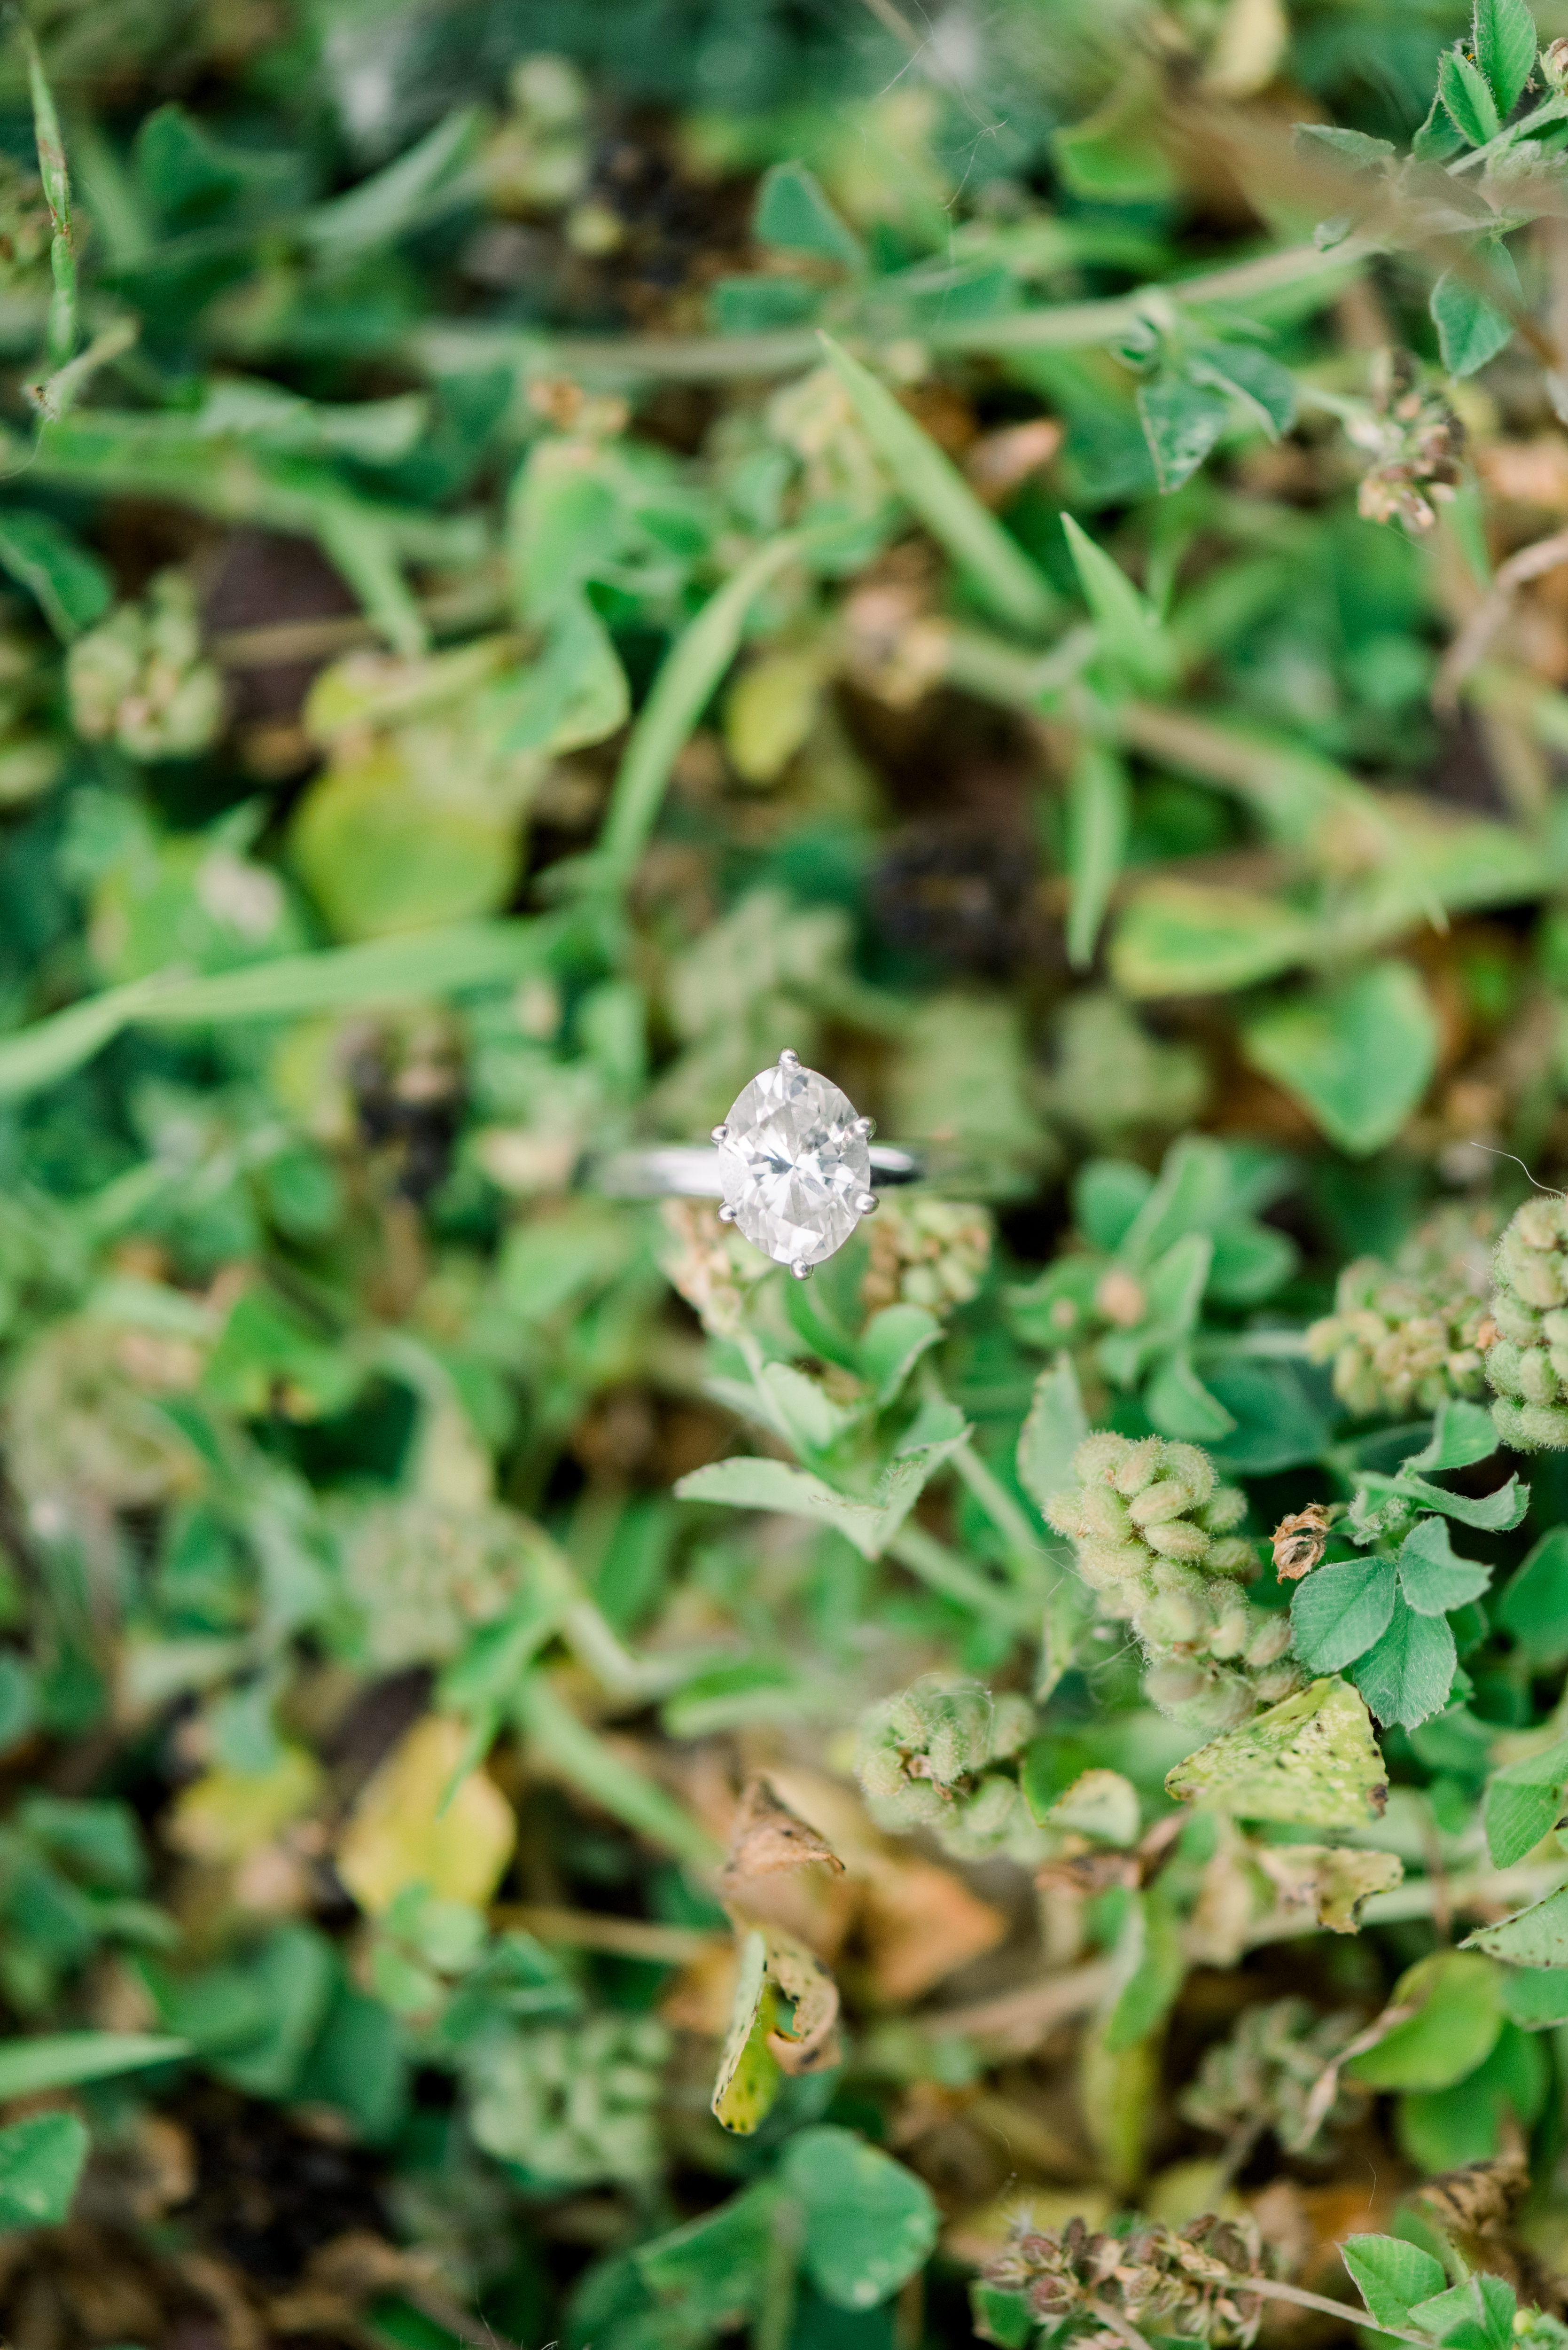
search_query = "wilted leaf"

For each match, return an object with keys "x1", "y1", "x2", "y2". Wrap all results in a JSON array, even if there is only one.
[
  {"x1": 1165, "y1": 1676, "x2": 1389, "y2": 1827},
  {"x1": 335, "y1": 1714, "x2": 515, "y2": 1917},
  {"x1": 1462, "y1": 1883, "x2": 1568, "y2": 1966},
  {"x1": 710, "y1": 1928, "x2": 783, "y2": 2134}
]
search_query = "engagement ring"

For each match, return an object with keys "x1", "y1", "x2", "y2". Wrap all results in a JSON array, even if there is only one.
[{"x1": 585, "y1": 1049, "x2": 922, "y2": 1278}]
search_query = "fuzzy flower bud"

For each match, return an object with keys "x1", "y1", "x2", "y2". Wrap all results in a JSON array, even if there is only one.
[
  {"x1": 1486, "y1": 1194, "x2": 1568, "y2": 1447},
  {"x1": 1306, "y1": 1204, "x2": 1496, "y2": 1419},
  {"x1": 659, "y1": 1198, "x2": 769, "y2": 1338},
  {"x1": 860, "y1": 1196, "x2": 992, "y2": 1317},
  {"x1": 67, "y1": 570, "x2": 224, "y2": 762},
  {"x1": 855, "y1": 1677, "x2": 1038, "y2": 1859},
  {"x1": 1048, "y1": 1434, "x2": 1298, "y2": 1728}
]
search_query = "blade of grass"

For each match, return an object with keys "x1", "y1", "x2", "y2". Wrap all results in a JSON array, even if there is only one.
[
  {"x1": 0, "y1": 2032, "x2": 187, "y2": 2099},
  {"x1": 0, "y1": 921, "x2": 546, "y2": 1104},
  {"x1": 15, "y1": 16, "x2": 75, "y2": 368},
  {"x1": 512, "y1": 1669, "x2": 724, "y2": 1872},
  {"x1": 1065, "y1": 739, "x2": 1131, "y2": 970},
  {"x1": 817, "y1": 330, "x2": 1059, "y2": 637},
  {"x1": 596, "y1": 530, "x2": 808, "y2": 887}
]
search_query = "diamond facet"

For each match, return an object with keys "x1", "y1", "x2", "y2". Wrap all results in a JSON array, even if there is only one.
[{"x1": 716, "y1": 1059, "x2": 873, "y2": 1268}]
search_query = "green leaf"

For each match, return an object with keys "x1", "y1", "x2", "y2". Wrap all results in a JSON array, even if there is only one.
[
  {"x1": 1143, "y1": 1347, "x2": 1237, "y2": 1442},
  {"x1": 1500, "y1": 1967, "x2": 1568, "y2": 2029},
  {"x1": 1342, "y1": 2235, "x2": 1447, "y2": 2333},
  {"x1": 1017, "y1": 1356, "x2": 1090, "y2": 1520},
  {"x1": 1474, "y1": 0, "x2": 1538, "y2": 118},
  {"x1": 858, "y1": 1304, "x2": 944, "y2": 1407},
  {"x1": 1432, "y1": 245, "x2": 1522, "y2": 377},
  {"x1": 1060, "y1": 513, "x2": 1175, "y2": 689},
  {"x1": 496, "y1": 599, "x2": 630, "y2": 756},
  {"x1": 1499, "y1": 1527, "x2": 1568, "y2": 1663},
  {"x1": 676, "y1": 1431, "x2": 965, "y2": 1562},
  {"x1": 304, "y1": 107, "x2": 483, "y2": 260},
  {"x1": 1352, "y1": 1592, "x2": 1457, "y2": 1730},
  {"x1": 1396, "y1": 1518, "x2": 1492, "y2": 1617},
  {"x1": 1111, "y1": 880, "x2": 1316, "y2": 997},
  {"x1": 1399, "y1": 2029, "x2": 1547, "y2": 2178},
  {"x1": 1188, "y1": 341, "x2": 1298, "y2": 439},
  {"x1": 1463, "y1": 1883, "x2": 1568, "y2": 1965},
  {"x1": 972, "y1": 2282, "x2": 1039, "y2": 2349},
  {"x1": 1102, "y1": 1881, "x2": 1186, "y2": 2052},
  {"x1": 1290, "y1": 1558, "x2": 1398, "y2": 1674},
  {"x1": 1242, "y1": 961, "x2": 1439, "y2": 1156},
  {"x1": 1136, "y1": 375, "x2": 1230, "y2": 494},
  {"x1": 1389, "y1": 1469, "x2": 1529, "y2": 1532},
  {"x1": 1409, "y1": 1398, "x2": 1501, "y2": 1472},
  {"x1": 1065, "y1": 740, "x2": 1130, "y2": 971},
  {"x1": 1414, "y1": 85, "x2": 1470, "y2": 158},
  {"x1": 636, "y1": 2182, "x2": 777, "y2": 2327},
  {"x1": 709, "y1": 1930, "x2": 782, "y2": 2135},
  {"x1": 1347, "y1": 1951, "x2": 1503, "y2": 2089},
  {"x1": 0, "y1": 2112, "x2": 88, "y2": 2232},
  {"x1": 1165, "y1": 1675, "x2": 1389, "y2": 1828},
  {"x1": 1439, "y1": 48, "x2": 1503, "y2": 143},
  {"x1": 1293, "y1": 125, "x2": 1396, "y2": 170},
  {"x1": 818, "y1": 334, "x2": 1058, "y2": 637},
  {"x1": 778, "y1": 2125, "x2": 938, "y2": 2311},
  {"x1": 1484, "y1": 1736, "x2": 1568, "y2": 1868},
  {"x1": 754, "y1": 162, "x2": 864, "y2": 268},
  {"x1": 0, "y1": 2031, "x2": 187, "y2": 2099},
  {"x1": 0, "y1": 509, "x2": 112, "y2": 642}
]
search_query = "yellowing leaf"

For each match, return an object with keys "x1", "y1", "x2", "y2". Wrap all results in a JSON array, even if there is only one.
[
  {"x1": 335, "y1": 1713, "x2": 515, "y2": 1916},
  {"x1": 167, "y1": 1747, "x2": 323, "y2": 1864},
  {"x1": 710, "y1": 1927, "x2": 783, "y2": 2134},
  {"x1": 1165, "y1": 1676, "x2": 1389, "y2": 1828}
]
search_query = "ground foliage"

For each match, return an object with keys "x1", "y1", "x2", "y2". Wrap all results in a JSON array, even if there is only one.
[{"x1": 12, "y1": 0, "x2": 1568, "y2": 2346}]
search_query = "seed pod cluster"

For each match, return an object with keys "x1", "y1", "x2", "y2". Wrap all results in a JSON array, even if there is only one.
[
  {"x1": 860, "y1": 1196, "x2": 993, "y2": 1318},
  {"x1": 1305, "y1": 1205, "x2": 1494, "y2": 1419},
  {"x1": 1180, "y1": 1997, "x2": 1367, "y2": 2157},
  {"x1": 1046, "y1": 1434, "x2": 1297, "y2": 1731},
  {"x1": 986, "y1": 2212, "x2": 1269, "y2": 2350},
  {"x1": 1486, "y1": 1194, "x2": 1568, "y2": 1449},
  {"x1": 856, "y1": 1677, "x2": 1038, "y2": 1859}
]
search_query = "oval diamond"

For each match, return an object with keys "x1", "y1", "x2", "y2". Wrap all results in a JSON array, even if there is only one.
[{"x1": 717, "y1": 1059, "x2": 872, "y2": 1268}]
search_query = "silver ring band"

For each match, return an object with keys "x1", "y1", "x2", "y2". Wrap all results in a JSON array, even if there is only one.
[{"x1": 584, "y1": 1141, "x2": 925, "y2": 1201}]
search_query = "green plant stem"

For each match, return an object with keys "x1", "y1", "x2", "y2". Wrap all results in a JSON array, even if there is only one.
[
  {"x1": 1212, "y1": 2274, "x2": 1435, "y2": 2350},
  {"x1": 512, "y1": 1669, "x2": 724, "y2": 1873},
  {"x1": 948, "y1": 1436, "x2": 1051, "y2": 1589},
  {"x1": 888, "y1": 1521, "x2": 1034, "y2": 1628},
  {"x1": 410, "y1": 234, "x2": 1379, "y2": 384}
]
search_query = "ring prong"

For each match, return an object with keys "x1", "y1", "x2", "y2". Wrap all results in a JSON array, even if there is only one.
[
  {"x1": 854, "y1": 1191, "x2": 878, "y2": 1216},
  {"x1": 711, "y1": 1123, "x2": 730, "y2": 1144},
  {"x1": 718, "y1": 1202, "x2": 738, "y2": 1224},
  {"x1": 852, "y1": 1115, "x2": 875, "y2": 1140},
  {"x1": 778, "y1": 1048, "x2": 801, "y2": 1071},
  {"x1": 790, "y1": 1258, "x2": 813, "y2": 1280}
]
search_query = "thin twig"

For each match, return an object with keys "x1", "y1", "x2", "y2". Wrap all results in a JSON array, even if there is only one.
[
  {"x1": 1217, "y1": 2273, "x2": 1438, "y2": 2350},
  {"x1": 1434, "y1": 525, "x2": 1568, "y2": 712}
]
